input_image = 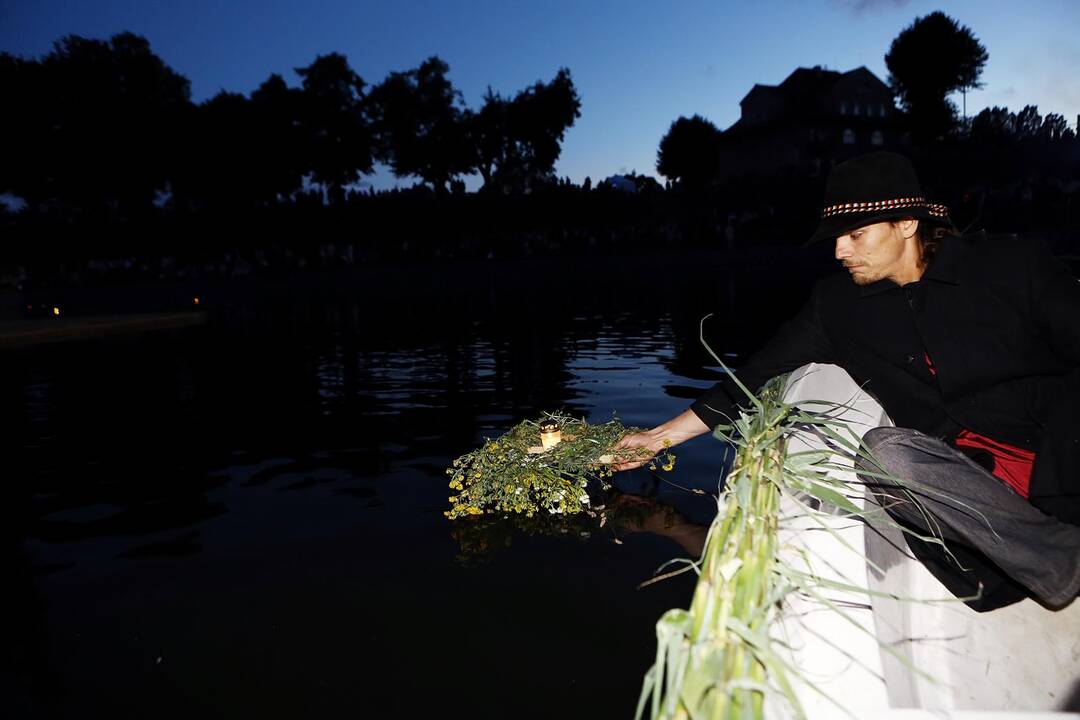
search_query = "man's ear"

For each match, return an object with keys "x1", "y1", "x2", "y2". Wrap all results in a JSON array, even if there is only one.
[{"x1": 897, "y1": 217, "x2": 919, "y2": 239}]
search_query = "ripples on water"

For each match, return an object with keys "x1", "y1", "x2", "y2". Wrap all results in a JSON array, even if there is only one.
[{"x1": 6, "y1": 254, "x2": 818, "y2": 718}]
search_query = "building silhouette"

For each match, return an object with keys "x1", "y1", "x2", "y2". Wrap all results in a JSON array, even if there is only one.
[{"x1": 719, "y1": 66, "x2": 906, "y2": 179}]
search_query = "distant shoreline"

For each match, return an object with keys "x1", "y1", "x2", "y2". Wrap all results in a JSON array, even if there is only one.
[{"x1": 0, "y1": 311, "x2": 207, "y2": 348}]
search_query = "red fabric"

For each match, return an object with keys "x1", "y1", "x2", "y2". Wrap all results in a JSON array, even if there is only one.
[
  {"x1": 923, "y1": 351, "x2": 1035, "y2": 497},
  {"x1": 953, "y1": 429, "x2": 1035, "y2": 498}
]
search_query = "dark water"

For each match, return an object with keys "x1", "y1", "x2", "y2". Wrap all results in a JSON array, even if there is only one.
[{"x1": 4, "y1": 251, "x2": 822, "y2": 719}]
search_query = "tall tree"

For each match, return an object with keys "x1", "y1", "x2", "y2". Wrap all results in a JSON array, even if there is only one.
[
  {"x1": 1014, "y1": 104, "x2": 1043, "y2": 139},
  {"x1": 470, "y1": 68, "x2": 581, "y2": 193},
  {"x1": 885, "y1": 12, "x2": 988, "y2": 140},
  {"x1": 249, "y1": 74, "x2": 308, "y2": 201},
  {"x1": 1, "y1": 32, "x2": 191, "y2": 215},
  {"x1": 970, "y1": 106, "x2": 1015, "y2": 140},
  {"x1": 172, "y1": 74, "x2": 308, "y2": 211},
  {"x1": 656, "y1": 115, "x2": 722, "y2": 190},
  {"x1": 295, "y1": 53, "x2": 373, "y2": 201},
  {"x1": 0, "y1": 51, "x2": 41, "y2": 203},
  {"x1": 180, "y1": 91, "x2": 259, "y2": 209},
  {"x1": 469, "y1": 88, "x2": 510, "y2": 188},
  {"x1": 368, "y1": 56, "x2": 472, "y2": 192},
  {"x1": 1039, "y1": 113, "x2": 1074, "y2": 142}
]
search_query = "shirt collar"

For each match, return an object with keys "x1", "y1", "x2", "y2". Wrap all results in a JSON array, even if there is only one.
[
  {"x1": 857, "y1": 278, "x2": 896, "y2": 297},
  {"x1": 921, "y1": 231, "x2": 970, "y2": 285},
  {"x1": 856, "y1": 232, "x2": 972, "y2": 297}
]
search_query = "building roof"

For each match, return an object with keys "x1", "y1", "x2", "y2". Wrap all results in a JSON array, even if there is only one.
[{"x1": 734, "y1": 65, "x2": 892, "y2": 130}]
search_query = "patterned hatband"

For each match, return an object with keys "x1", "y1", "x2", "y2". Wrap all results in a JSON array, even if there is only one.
[{"x1": 821, "y1": 196, "x2": 949, "y2": 219}]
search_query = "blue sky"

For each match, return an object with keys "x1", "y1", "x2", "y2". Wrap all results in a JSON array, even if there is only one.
[{"x1": 2, "y1": 0, "x2": 1078, "y2": 189}]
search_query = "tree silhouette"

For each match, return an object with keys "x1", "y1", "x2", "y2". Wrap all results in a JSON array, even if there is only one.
[
  {"x1": 1039, "y1": 113, "x2": 1074, "y2": 142},
  {"x1": 504, "y1": 68, "x2": 581, "y2": 191},
  {"x1": 295, "y1": 53, "x2": 373, "y2": 201},
  {"x1": 656, "y1": 115, "x2": 722, "y2": 190},
  {"x1": 249, "y1": 74, "x2": 308, "y2": 201},
  {"x1": 470, "y1": 69, "x2": 581, "y2": 193},
  {"x1": 1, "y1": 32, "x2": 191, "y2": 215},
  {"x1": 172, "y1": 74, "x2": 309, "y2": 211},
  {"x1": 178, "y1": 91, "x2": 258, "y2": 210},
  {"x1": 970, "y1": 106, "x2": 1015, "y2": 141},
  {"x1": 0, "y1": 51, "x2": 41, "y2": 205},
  {"x1": 1014, "y1": 105, "x2": 1043, "y2": 139},
  {"x1": 885, "y1": 12, "x2": 988, "y2": 140},
  {"x1": 368, "y1": 56, "x2": 472, "y2": 193},
  {"x1": 469, "y1": 88, "x2": 510, "y2": 189}
]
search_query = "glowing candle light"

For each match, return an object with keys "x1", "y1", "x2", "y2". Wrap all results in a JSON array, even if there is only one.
[
  {"x1": 193, "y1": 297, "x2": 200, "y2": 306},
  {"x1": 52, "y1": 306, "x2": 60, "y2": 317},
  {"x1": 539, "y1": 419, "x2": 561, "y2": 450}
]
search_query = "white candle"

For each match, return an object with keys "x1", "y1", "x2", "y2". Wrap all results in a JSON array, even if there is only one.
[{"x1": 539, "y1": 420, "x2": 562, "y2": 449}]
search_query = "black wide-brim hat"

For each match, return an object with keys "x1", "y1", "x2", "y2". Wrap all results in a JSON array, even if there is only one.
[{"x1": 807, "y1": 151, "x2": 952, "y2": 245}]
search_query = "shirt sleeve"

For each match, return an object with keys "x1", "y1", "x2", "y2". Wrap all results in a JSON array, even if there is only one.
[{"x1": 690, "y1": 279, "x2": 838, "y2": 429}]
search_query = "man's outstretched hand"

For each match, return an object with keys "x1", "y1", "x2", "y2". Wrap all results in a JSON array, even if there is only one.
[
  {"x1": 611, "y1": 430, "x2": 666, "y2": 471},
  {"x1": 609, "y1": 409, "x2": 712, "y2": 472}
]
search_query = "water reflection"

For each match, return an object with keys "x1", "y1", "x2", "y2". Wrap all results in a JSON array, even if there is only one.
[
  {"x1": 5, "y1": 256, "x2": 816, "y2": 717},
  {"x1": 450, "y1": 488, "x2": 711, "y2": 567}
]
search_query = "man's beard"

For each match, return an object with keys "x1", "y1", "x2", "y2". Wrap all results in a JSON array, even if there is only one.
[{"x1": 845, "y1": 265, "x2": 881, "y2": 286}]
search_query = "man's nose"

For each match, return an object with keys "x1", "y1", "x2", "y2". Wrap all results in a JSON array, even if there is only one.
[{"x1": 834, "y1": 237, "x2": 851, "y2": 260}]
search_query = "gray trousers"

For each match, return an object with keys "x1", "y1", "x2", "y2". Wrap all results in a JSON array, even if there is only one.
[{"x1": 856, "y1": 426, "x2": 1080, "y2": 609}]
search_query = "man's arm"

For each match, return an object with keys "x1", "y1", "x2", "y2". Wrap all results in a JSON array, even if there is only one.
[
  {"x1": 616, "y1": 280, "x2": 839, "y2": 468},
  {"x1": 690, "y1": 279, "x2": 838, "y2": 428}
]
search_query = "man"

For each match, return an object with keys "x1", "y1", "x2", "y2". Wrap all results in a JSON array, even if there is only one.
[{"x1": 617, "y1": 151, "x2": 1080, "y2": 610}]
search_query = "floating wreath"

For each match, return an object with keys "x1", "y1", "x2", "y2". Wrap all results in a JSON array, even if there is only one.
[{"x1": 444, "y1": 411, "x2": 676, "y2": 520}]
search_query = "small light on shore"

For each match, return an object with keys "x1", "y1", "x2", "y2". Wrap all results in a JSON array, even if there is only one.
[
  {"x1": 52, "y1": 306, "x2": 61, "y2": 317},
  {"x1": 193, "y1": 297, "x2": 200, "y2": 306},
  {"x1": 539, "y1": 419, "x2": 561, "y2": 449}
]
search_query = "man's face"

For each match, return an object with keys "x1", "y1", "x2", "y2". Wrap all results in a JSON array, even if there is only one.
[{"x1": 834, "y1": 221, "x2": 912, "y2": 286}]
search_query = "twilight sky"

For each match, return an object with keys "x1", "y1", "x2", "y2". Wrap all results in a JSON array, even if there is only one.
[{"x1": 2, "y1": 0, "x2": 1078, "y2": 189}]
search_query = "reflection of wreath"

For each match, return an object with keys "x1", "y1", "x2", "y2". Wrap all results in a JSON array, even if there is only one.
[
  {"x1": 603, "y1": 493, "x2": 680, "y2": 533},
  {"x1": 444, "y1": 412, "x2": 675, "y2": 521},
  {"x1": 448, "y1": 489, "x2": 684, "y2": 565},
  {"x1": 448, "y1": 509, "x2": 597, "y2": 565}
]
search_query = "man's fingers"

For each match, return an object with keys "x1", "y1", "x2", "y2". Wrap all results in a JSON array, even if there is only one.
[
  {"x1": 609, "y1": 432, "x2": 662, "y2": 472},
  {"x1": 612, "y1": 457, "x2": 650, "y2": 472}
]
